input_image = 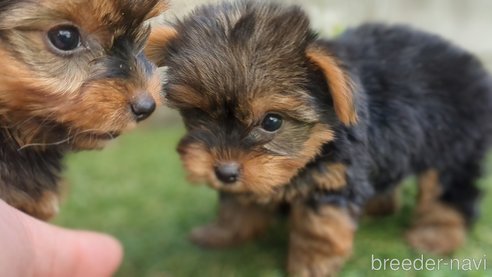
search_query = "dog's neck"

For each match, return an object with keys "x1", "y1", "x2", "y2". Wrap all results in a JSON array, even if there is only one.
[{"x1": 0, "y1": 126, "x2": 64, "y2": 200}]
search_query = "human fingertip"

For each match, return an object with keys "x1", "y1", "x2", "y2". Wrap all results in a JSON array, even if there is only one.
[{"x1": 73, "y1": 232, "x2": 124, "y2": 277}]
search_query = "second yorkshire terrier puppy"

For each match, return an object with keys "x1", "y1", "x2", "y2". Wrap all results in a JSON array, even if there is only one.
[
  {"x1": 147, "y1": 1, "x2": 492, "y2": 276},
  {"x1": 0, "y1": 0, "x2": 168, "y2": 220}
]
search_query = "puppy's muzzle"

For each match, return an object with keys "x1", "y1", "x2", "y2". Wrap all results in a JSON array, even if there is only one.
[
  {"x1": 131, "y1": 93, "x2": 156, "y2": 122},
  {"x1": 214, "y1": 162, "x2": 240, "y2": 184}
]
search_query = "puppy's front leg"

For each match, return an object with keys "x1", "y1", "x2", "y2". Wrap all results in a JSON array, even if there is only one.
[
  {"x1": 190, "y1": 193, "x2": 276, "y2": 248},
  {"x1": 288, "y1": 202, "x2": 356, "y2": 277},
  {"x1": 0, "y1": 186, "x2": 60, "y2": 221}
]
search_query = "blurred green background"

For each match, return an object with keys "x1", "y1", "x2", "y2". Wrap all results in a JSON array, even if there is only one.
[
  {"x1": 56, "y1": 125, "x2": 492, "y2": 277},
  {"x1": 56, "y1": 0, "x2": 492, "y2": 276}
]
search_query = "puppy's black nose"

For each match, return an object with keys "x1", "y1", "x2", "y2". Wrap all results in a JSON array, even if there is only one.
[
  {"x1": 215, "y1": 163, "x2": 240, "y2": 184},
  {"x1": 131, "y1": 94, "x2": 156, "y2": 122}
]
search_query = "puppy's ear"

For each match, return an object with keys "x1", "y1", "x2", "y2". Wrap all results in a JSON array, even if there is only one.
[
  {"x1": 306, "y1": 45, "x2": 357, "y2": 125},
  {"x1": 144, "y1": 0, "x2": 170, "y2": 21},
  {"x1": 145, "y1": 26, "x2": 177, "y2": 67}
]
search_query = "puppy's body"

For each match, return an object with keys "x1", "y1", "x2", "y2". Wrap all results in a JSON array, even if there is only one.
[
  {"x1": 333, "y1": 24, "x2": 491, "y2": 215},
  {"x1": 0, "y1": 0, "x2": 167, "y2": 219},
  {"x1": 149, "y1": 1, "x2": 492, "y2": 275},
  {"x1": 295, "y1": 23, "x2": 492, "y2": 218}
]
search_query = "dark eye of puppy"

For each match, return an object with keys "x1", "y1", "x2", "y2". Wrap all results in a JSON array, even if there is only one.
[
  {"x1": 47, "y1": 25, "x2": 81, "y2": 54},
  {"x1": 261, "y1": 113, "x2": 283, "y2": 132}
]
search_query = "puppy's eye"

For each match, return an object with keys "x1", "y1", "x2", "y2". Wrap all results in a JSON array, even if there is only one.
[
  {"x1": 47, "y1": 25, "x2": 81, "y2": 53},
  {"x1": 261, "y1": 113, "x2": 283, "y2": 132}
]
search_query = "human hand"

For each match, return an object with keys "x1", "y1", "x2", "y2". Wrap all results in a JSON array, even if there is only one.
[{"x1": 0, "y1": 200, "x2": 122, "y2": 277}]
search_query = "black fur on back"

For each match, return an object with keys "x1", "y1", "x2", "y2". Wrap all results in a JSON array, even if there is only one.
[{"x1": 320, "y1": 23, "x2": 492, "y2": 221}]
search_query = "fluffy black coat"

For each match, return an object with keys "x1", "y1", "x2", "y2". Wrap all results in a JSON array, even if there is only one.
[{"x1": 323, "y1": 23, "x2": 492, "y2": 221}]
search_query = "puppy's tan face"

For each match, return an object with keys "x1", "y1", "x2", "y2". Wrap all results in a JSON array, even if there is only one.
[
  {"x1": 150, "y1": 2, "x2": 356, "y2": 197},
  {"x1": 172, "y1": 78, "x2": 337, "y2": 196},
  {"x1": 0, "y1": 0, "x2": 167, "y2": 150}
]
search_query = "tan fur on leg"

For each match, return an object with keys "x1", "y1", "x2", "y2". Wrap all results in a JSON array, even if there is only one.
[
  {"x1": 1, "y1": 189, "x2": 59, "y2": 221},
  {"x1": 406, "y1": 170, "x2": 466, "y2": 255},
  {"x1": 364, "y1": 188, "x2": 401, "y2": 216},
  {"x1": 288, "y1": 203, "x2": 355, "y2": 277},
  {"x1": 189, "y1": 196, "x2": 275, "y2": 248}
]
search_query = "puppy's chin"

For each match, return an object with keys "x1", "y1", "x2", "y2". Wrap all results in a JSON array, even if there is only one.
[
  {"x1": 7, "y1": 116, "x2": 135, "y2": 151},
  {"x1": 68, "y1": 132, "x2": 122, "y2": 151},
  {"x1": 187, "y1": 174, "x2": 280, "y2": 197},
  {"x1": 65, "y1": 121, "x2": 137, "y2": 151},
  {"x1": 196, "y1": 165, "x2": 300, "y2": 197}
]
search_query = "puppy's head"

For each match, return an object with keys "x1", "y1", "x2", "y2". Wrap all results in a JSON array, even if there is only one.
[
  {"x1": 149, "y1": 1, "x2": 357, "y2": 197},
  {"x1": 0, "y1": 0, "x2": 168, "y2": 150}
]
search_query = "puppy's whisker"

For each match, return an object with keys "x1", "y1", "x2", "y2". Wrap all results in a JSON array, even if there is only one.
[
  {"x1": 73, "y1": 128, "x2": 110, "y2": 136},
  {"x1": 17, "y1": 136, "x2": 72, "y2": 151},
  {"x1": 11, "y1": 114, "x2": 38, "y2": 129}
]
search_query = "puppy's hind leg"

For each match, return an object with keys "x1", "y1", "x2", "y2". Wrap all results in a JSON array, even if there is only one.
[
  {"x1": 189, "y1": 193, "x2": 276, "y2": 248},
  {"x1": 364, "y1": 188, "x2": 401, "y2": 217},
  {"x1": 406, "y1": 163, "x2": 482, "y2": 255}
]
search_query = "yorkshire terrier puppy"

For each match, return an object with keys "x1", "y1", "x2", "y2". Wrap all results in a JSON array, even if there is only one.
[
  {"x1": 147, "y1": 1, "x2": 492, "y2": 276},
  {"x1": 0, "y1": 0, "x2": 168, "y2": 220}
]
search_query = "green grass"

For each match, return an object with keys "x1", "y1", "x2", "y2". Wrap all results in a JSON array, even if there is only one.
[{"x1": 56, "y1": 125, "x2": 492, "y2": 277}]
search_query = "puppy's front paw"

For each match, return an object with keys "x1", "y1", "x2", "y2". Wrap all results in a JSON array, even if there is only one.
[
  {"x1": 189, "y1": 223, "x2": 244, "y2": 248},
  {"x1": 288, "y1": 255, "x2": 345, "y2": 277},
  {"x1": 190, "y1": 196, "x2": 273, "y2": 248}
]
